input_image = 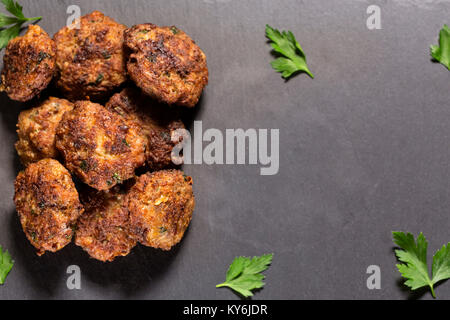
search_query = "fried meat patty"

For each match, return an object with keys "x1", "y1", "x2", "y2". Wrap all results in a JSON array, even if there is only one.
[
  {"x1": 53, "y1": 11, "x2": 127, "y2": 100},
  {"x1": 56, "y1": 100, "x2": 146, "y2": 191},
  {"x1": 0, "y1": 25, "x2": 56, "y2": 102},
  {"x1": 15, "y1": 97, "x2": 74, "y2": 166},
  {"x1": 106, "y1": 87, "x2": 185, "y2": 169},
  {"x1": 14, "y1": 159, "x2": 84, "y2": 256},
  {"x1": 126, "y1": 170, "x2": 195, "y2": 250},
  {"x1": 124, "y1": 24, "x2": 208, "y2": 107},
  {"x1": 75, "y1": 186, "x2": 136, "y2": 262}
]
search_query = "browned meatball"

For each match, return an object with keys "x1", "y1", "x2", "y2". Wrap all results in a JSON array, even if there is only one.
[
  {"x1": 56, "y1": 100, "x2": 146, "y2": 191},
  {"x1": 14, "y1": 159, "x2": 84, "y2": 256},
  {"x1": 0, "y1": 25, "x2": 56, "y2": 102},
  {"x1": 53, "y1": 11, "x2": 127, "y2": 100},
  {"x1": 124, "y1": 24, "x2": 208, "y2": 107},
  {"x1": 15, "y1": 97, "x2": 74, "y2": 166},
  {"x1": 126, "y1": 170, "x2": 195, "y2": 250},
  {"x1": 105, "y1": 87, "x2": 185, "y2": 169},
  {"x1": 75, "y1": 186, "x2": 136, "y2": 262}
]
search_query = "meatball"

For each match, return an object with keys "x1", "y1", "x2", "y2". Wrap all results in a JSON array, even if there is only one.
[
  {"x1": 105, "y1": 87, "x2": 185, "y2": 169},
  {"x1": 56, "y1": 100, "x2": 146, "y2": 191},
  {"x1": 0, "y1": 25, "x2": 56, "y2": 102},
  {"x1": 15, "y1": 97, "x2": 74, "y2": 166},
  {"x1": 124, "y1": 24, "x2": 208, "y2": 107},
  {"x1": 14, "y1": 159, "x2": 84, "y2": 256},
  {"x1": 53, "y1": 11, "x2": 127, "y2": 100},
  {"x1": 75, "y1": 186, "x2": 136, "y2": 262},
  {"x1": 126, "y1": 170, "x2": 195, "y2": 250}
]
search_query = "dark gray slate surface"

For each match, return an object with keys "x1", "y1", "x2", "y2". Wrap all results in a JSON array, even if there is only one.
[{"x1": 0, "y1": 0, "x2": 449, "y2": 300}]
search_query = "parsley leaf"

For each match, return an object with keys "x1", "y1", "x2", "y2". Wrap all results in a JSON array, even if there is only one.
[
  {"x1": 0, "y1": 22, "x2": 19, "y2": 48},
  {"x1": 266, "y1": 24, "x2": 314, "y2": 79},
  {"x1": 0, "y1": 245, "x2": 13, "y2": 285},
  {"x1": 0, "y1": 13, "x2": 19, "y2": 26},
  {"x1": 0, "y1": 0, "x2": 41, "y2": 49},
  {"x1": 1, "y1": 0, "x2": 24, "y2": 19},
  {"x1": 216, "y1": 254, "x2": 273, "y2": 298},
  {"x1": 432, "y1": 244, "x2": 450, "y2": 287},
  {"x1": 430, "y1": 24, "x2": 450, "y2": 70},
  {"x1": 393, "y1": 232, "x2": 450, "y2": 298}
]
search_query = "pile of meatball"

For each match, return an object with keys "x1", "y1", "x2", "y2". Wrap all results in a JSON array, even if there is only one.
[{"x1": 4, "y1": 11, "x2": 208, "y2": 262}]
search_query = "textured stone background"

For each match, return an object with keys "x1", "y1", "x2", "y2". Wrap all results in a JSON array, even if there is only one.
[{"x1": 0, "y1": 0, "x2": 449, "y2": 299}]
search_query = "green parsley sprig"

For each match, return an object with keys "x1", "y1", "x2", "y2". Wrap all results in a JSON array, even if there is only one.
[
  {"x1": 431, "y1": 24, "x2": 450, "y2": 70},
  {"x1": 266, "y1": 24, "x2": 314, "y2": 79},
  {"x1": 0, "y1": 245, "x2": 13, "y2": 285},
  {"x1": 216, "y1": 254, "x2": 273, "y2": 298},
  {"x1": 393, "y1": 232, "x2": 450, "y2": 298},
  {"x1": 0, "y1": 0, "x2": 42, "y2": 49}
]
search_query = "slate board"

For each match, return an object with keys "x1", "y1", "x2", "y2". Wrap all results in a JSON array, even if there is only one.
[{"x1": 0, "y1": 0, "x2": 450, "y2": 300}]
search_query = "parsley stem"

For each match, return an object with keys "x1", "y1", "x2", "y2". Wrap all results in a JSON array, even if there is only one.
[
  {"x1": 430, "y1": 285, "x2": 436, "y2": 298},
  {"x1": 25, "y1": 16, "x2": 42, "y2": 22},
  {"x1": 216, "y1": 283, "x2": 226, "y2": 288}
]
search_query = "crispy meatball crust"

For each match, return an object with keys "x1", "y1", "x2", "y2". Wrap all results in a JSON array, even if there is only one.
[
  {"x1": 53, "y1": 11, "x2": 127, "y2": 100},
  {"x1": 14, "y1": 159, "x2": 84, "y2": 256},
  {"x1": 0, "y1": 25, "x2": 56, "y2": 102},
  {"x1": 106, "y1": 87, "x2": 185, "y2": 169},
  {"x1": 75, "y1": 187, "x2": 136, "y2": 262},
  {"x1": 124, "y1": 24, "x2": 208, "y2": 107},
  {"x1": 126, "y1": 170, "x2": 195, "y2": 250},
  {"x1": 56, "y1": 100, "x2": 146, "y2": 191},
  {"x1": 15, "y1": 97, "x2": 74, "y2": 166}
]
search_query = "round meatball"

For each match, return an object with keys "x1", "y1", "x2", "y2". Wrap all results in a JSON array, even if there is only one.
[
  {"x1": 14, "y1": 159, "x2": 84, "y2": 256},
  {"x1": 106, "y1": 87, "x2": 185, "y2": 169},
  {"x1": 0, "y1": 25, "x2": 56, "y2": 102},
  {"x1": 56, "y1": 100, "x2": 146, "y2": 191},
  {"x1": 124, "y1": 24, "x2": 208, "y2": 107},
  {"x1": 126, "y1": 170, "x2": 195, "y2": 250},
  {"x1": 75, "y1": 186, "x2": 136, "y2": 262},
  {"x1": 15, "y1": 97, "x2": 74, "y2": 166},
  {"x1": 53, "y1": 11, "x2": 127, "y2": 100}
]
